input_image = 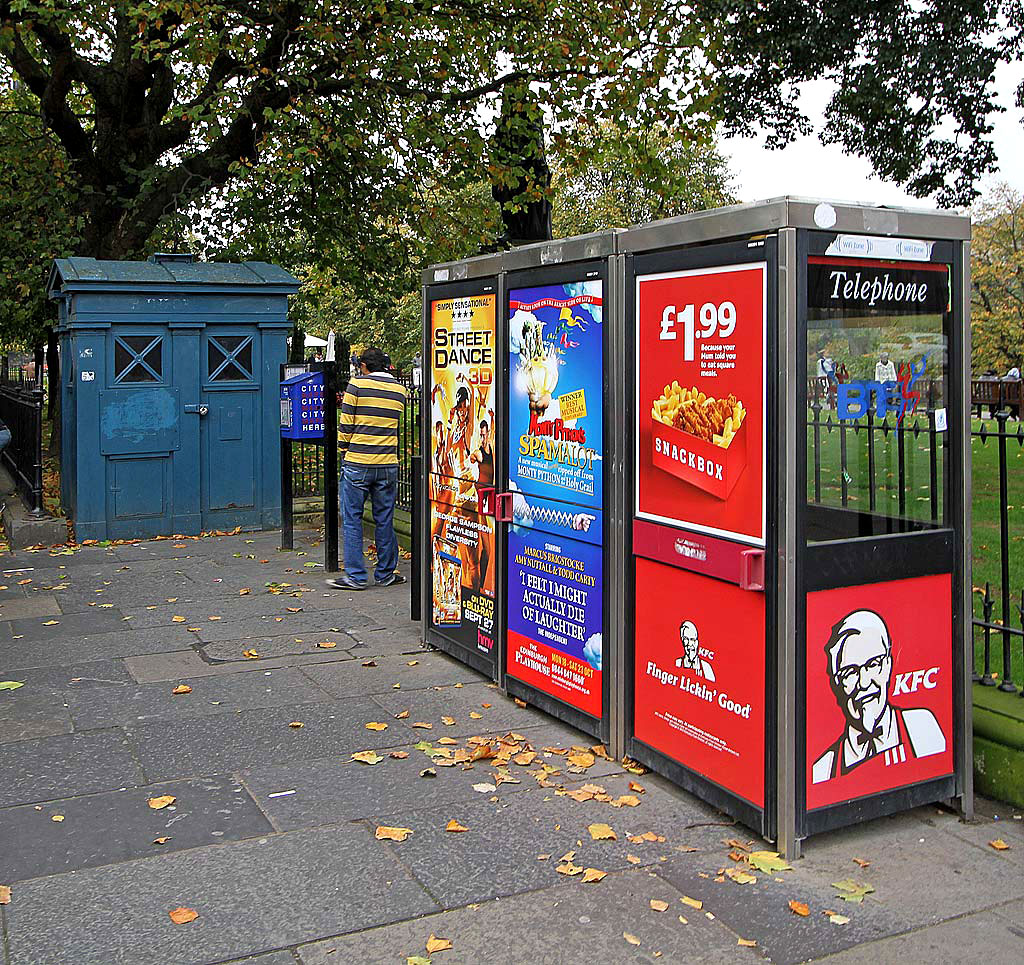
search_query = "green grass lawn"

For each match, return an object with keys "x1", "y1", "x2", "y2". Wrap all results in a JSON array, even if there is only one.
[{"x1": 807, "y1": 410, "x2": 1024, "y2": 684}]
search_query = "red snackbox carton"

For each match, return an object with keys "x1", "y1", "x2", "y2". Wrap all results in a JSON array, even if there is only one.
[{"x1": 650, "y1": 415, "x2": 747, "y2": 500}]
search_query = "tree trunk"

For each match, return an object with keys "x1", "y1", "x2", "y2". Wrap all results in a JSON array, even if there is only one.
[{"x1": 290, "y1": 320, "x2": 306, "y2": 363}]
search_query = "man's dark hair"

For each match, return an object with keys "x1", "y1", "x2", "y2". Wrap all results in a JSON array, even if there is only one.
[
  {"x1": 480, "y1": 420, "x2": 489, "y2": 430},
  {"x1": 359, "y1": 347, "x2": 387, "y2": 372}
]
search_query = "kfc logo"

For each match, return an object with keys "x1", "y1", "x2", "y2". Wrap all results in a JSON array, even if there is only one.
[
  {"x1": 675, "y1": 620, "x2": 716, "y2": 682},
  {"x1": 812, "y1": 609, "x2": 946, "y2": 784}
]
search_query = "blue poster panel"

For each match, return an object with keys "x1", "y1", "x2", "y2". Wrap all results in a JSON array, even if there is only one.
[
  {"x1": 506, "y1": 524, "x2": 603, "y2": 718},
  {"x1": 508, "y1": 281, "x2": 603, "y2": 509}
]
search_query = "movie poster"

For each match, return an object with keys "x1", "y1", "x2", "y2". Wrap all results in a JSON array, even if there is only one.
[
  {"x1": 635, "y1": 264, "x2": 766, "y2": 546},
  {"x1": 429, "y1": 292, "x2": 496, "y2": 500},
  {"x1": 805, "y1": 573, "x2": 954, "y2": 811},
  {"x1": 633, "y1": 558, "x2": 766, "y2": 807},
  {"x1": 508, "y1": 281, "x2": 603, "y2": 508},
  {"x1": 429, "y1": 497, "x2": 495, "y2": 657},
  {"x1": 507, "y1": 524, "x2": 602, "y2": 718}
]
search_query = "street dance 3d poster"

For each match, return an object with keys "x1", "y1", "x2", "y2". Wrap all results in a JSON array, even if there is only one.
[
  {"x1": 805, "y1": 573, "x2": 953, "y2": 811},
  {"x1": 508, "y1": 281, "x2": 603, "y2": 509},
  {"x1": 430, "y1": 292, "x2": 496, "y2": 499}
]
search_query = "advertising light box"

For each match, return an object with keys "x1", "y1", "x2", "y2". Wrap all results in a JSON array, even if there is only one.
[{"x1": 635, "y1": 263, "x2": 767, "y2": 546}]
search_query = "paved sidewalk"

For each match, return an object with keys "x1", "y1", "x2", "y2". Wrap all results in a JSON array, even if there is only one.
[{"x1": 0, "y1": 530, "x2": 1022, "y2": 965}]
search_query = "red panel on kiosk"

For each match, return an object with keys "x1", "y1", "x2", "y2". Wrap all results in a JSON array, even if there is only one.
[
  {"x1": 634, "y1": 557, "x2": 766, "y2": 808},
  {"x1": 635, "y1": 263, "x2": 766, "y2": 545},
  {"x1": 805, "y1": 574, "x2": 954, "y2": 811}
]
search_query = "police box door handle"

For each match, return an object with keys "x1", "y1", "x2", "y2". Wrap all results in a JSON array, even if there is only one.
[
  {"x1": 494, "y1": 492, "x2": 514, "y2": 523},
  {"x1": 184, "y1": 404, "x2": 209, "y2": 416},
  {"x1": 739, "y1": 549, "x2": 765, "y2": 591}
]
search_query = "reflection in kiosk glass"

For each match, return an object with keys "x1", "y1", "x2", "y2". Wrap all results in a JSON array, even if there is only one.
[{"x1": 805, "y1": 245, "x2": 950, "y2": 543}]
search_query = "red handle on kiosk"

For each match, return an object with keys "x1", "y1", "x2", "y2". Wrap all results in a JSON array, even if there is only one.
[
  {"x1": 493, "y1": 492, "x2": 515, "y2": 523},
  {"x1": 739, "y1": 549, "x2": 765, "y2": 591},
  {"x1": 477, "y1": 487, "x2": 496, "y2": 518}
]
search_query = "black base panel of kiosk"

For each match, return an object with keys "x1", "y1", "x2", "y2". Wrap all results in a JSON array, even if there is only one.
[
  {"x1": 802, "y1": 774, "x2": 955, "y2": 839},
  {"x1": 628, "y1": 738, "x2": 770, "y2": 841},
  {"x1": 504, "y1": 676, "x2": 605, "y2": 743},
  {"x1": 425, "y1": 627, "x2": 496, "y2": 680}
]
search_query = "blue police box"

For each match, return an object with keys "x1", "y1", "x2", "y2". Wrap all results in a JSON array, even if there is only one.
[{"x1": 280, "y1": 370, "x2": 326, "y2": 440}]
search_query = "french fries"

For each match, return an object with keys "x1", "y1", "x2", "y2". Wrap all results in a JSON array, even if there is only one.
[{"x1": 651, "y1": 381, "x2": 745, "y2": 449}]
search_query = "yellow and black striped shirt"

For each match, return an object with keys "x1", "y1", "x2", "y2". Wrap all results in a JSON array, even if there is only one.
[{"x1": 339, "y1": 372, "x2": 408, "y2": 466}]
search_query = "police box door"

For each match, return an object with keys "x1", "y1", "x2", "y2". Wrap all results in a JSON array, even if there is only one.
[
  {"x1": 199, "y1": 329, "x2": 261, "y2": 529},
  {"x1": 797, "y1": 230, "x2": 964, "y2": 837}
]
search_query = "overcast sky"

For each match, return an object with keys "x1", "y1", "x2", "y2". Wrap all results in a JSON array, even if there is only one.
[{"x1": 722, "y1": 61, "x2": 1024, "y2": 211}]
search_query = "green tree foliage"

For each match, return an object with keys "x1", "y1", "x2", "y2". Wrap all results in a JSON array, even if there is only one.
[
  {"x1": 551, "y1": 121, "x2": 736, "y2": 236},
  {"x1": 971, "y1": 183, "x2": 1024, "y2": 375}
]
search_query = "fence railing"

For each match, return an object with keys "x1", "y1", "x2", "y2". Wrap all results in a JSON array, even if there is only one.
[
  {"x1": 806, "y1": 382, "x2": 1024, "y2": 697},
  {"x1": 0, "y1": 356, "x2": 46, "y2": 516},
  {"x1": 288, "y1": 370, "x2": 421, "y2": 514}
]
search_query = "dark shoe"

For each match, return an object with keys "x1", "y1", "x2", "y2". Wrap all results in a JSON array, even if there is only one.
[
  {"x1": 375, "y1": 573, "x2": 407, "y2": 587},
  {"x1": 325, "y1": 575, "x2": 367, "y2": 590}
]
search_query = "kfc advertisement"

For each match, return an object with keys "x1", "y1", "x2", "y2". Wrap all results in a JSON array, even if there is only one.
[
  {"x1": 635, "y1": 263, "x2": 767, "y2": 545},
  {"x1": 507, "y1": 525, "x2": 602, "y2": 718},
  {"x1": 429, "y1": 497, "x2": 495, "y2": 657},
  {"x1": 633, "y1": 559, "x2": 765, "y2": 808},
  {"x1": 805, "y1": 574, "x2": 954, "y2": 811},
  {"x1": 430, "y1": 293, "x2": 496, "y2": 498},
  {"x1": 508, "y1": 280, "x2": 603, "y2": 509}
]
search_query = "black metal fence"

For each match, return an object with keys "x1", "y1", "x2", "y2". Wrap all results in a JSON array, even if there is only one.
[
  {"x1": 807, "y1": 377, "x2": 1024, "y2": 696},
  {"x1": 289, "y1": 370, "x2": 421, "y2": 514},
  {"x1": 0, "y1": 356, "x2": 46, "y2": 516}
]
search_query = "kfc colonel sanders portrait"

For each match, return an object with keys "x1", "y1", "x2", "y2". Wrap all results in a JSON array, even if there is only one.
[
  {"x1": 674, "y1": 621, "x2": 715, "y2": 682},
  {"x1": 812, "y1": 608, "x2": 945, "y2": 784}
]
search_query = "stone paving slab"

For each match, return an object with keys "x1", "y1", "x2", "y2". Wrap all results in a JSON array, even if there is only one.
[
  {"x1": 342, "y1": 625, "x2": 424, "y2": 657},
  {"x1": 126, "y1": 698, "x2": 422, "y2": 782},
  {"x1": 0, "y1": 594, "x2": 62, "y2": 620},
  {"x1": 796, "y1": 809, "x2": 1024, "y2": 931},
  {"x1": 0, "y1": 624, "x2": 199, "y2": 670},
  {"x1": 240, "y1": 719, "x2": 626, "y2": 833},
  {"x1": 0, "y1": 657, "x2": 134, "y2": 691},
  {"x1": 67, "y1": 667, "x2": 336, "y2": 729},
  {"x1": 201, "y1": 631, "x2": 360, "y2": 663},
  {"x1": 119, "y1": 595, "x2": 322, "y2": 630},
  {"x1": 299, "y1": 651, "x2": 483, "y2": 698},
  {"x1": 0, "y1": 728, "x2": 145, "y2": 807},
  {"x1": 656, "y1": 854, "x2": 907, "y2": 965},
  {"x1": 369, "y1": 680, "x2": 547, "y2": 736},
  {"x1": 223, "y1": 954, "x2": 299, "y2": 965},
  {"x1": 297, "y1": 867, "x2": 746, "y2": 965},
  {"x1": 0, "y1": 775, "x2": 273, "y2": 882},
  {"x1": 0, "y1": 688, "x2": 72, "y2": 742},
  {"x1": 363, "y1": 772, "x2": 731, "y2": 909},
  {"x1": 4, "y1": 607, "x2": 128, "y2": 640},
  {"x1": 3, "y1": 824, "x2": 439, "y2": 965},
  {"x1": 814, "y1": 906, "x2": 1024, "y2": 963},
  {"x1": 124, "y1": 650, "x2": 354, "y2": 684},
  {"x1": 192, "y1": 612, "x2": 371, "y2": 644}
]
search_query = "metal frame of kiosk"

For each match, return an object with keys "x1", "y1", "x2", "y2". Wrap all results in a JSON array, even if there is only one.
[{"x1": 421, "y1": 198, "x2": 973, "y2": 859}]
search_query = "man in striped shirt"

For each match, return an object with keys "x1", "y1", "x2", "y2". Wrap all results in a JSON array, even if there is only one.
[{"x1": 328, "y1": 347, "x2": 408, "y2": 590}]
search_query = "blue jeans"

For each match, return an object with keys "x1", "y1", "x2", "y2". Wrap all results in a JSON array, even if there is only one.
[{"x1": 341, "y1": 462, "x2": 399, "y2": 585}]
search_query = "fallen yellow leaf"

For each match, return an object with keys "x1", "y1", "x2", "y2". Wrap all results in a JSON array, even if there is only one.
[
  {"x1": 389, "y1": 751, "x2": 409, "y2": 759},
  {"x1": 989, "y1": 839, "x2": 1011, "y2": 851},
  {"x1": 412, "y1": 721, "x2": 433, "y2": 729},
  {"x1": 441, "y1": 716, "x2": 455, "y2": 725},
  {"x1": 375, "y1": 826, "x2": 412, "y2": 842},
  {"x1": 242, "y1": 649, "x2": 259, "y2": 659},
  {"x1": 317, "y1": 642, "x2": 337, "y2": 649},
  {"x1": 171, "y1": 685, "x2": 192, "y2": 695},
  {"x1": 556, "y1": 862, "x2": 584, "y2": 876},
  {"x1": 153, "y1": 837, "x2": 171, "y2": 845},
  {"x1": 42, "y1": 620, "x2": 59, "y2": 626},
  {"x1": 239, "y1": 588, "x2": 251, "y2": 595},
  {"x1": 626, "y1": 854, "x2": 643, "y2": 864},
  {"x1": 407, "y1": 660, "x2": 419, "y2": 666},
  {"x1": 469, "y1": 711, "x2": 482, "y2": 719},
  {"x1": 148, "y1": 795, "x2": 176, "y2": 810},
  {"x1": 352, "y1": 751, "x2": 383, "y2": 765},
  {"x1": 445, "y1": 819, "x2": 469, "y2": 833},
  {"x1": 289, "y1": 721, "x2": 304, "y2": 729},
  {"x1": 425, "y1": 934, "x2": 452, "y2": 954},
  {"x1": 168, "y1": 907, "x2": 198, "y2": 925},
  {"x1": 365, "y1": 722, "x2": 388, "y2": 731},
  {"x1": 514, "y1": 697, "x2": 527, "y2": 708},
  {"x1": 395, "y1": 710, "x2": 410, "y2": 719},
  {"x1": 438, "y1": 737, "x2": 458, "y2": 745},
  {"x1": 582, "y1": 868, "x2": 607, "y2": 883},
  {"x1": 650, "y1": 899, "x2": 669, "y2": 912},
  {"x1": 738, "y1": 938, "x2": 757, "y2": 947},
  {"x1": 628, "y1": 781, "x2": 646, "y2": 794},
  {"x1": 51, "y1": 814, "x2": 65, "y2": 823},
  {"x1": 0, "y1": 885, "x2": 10, "y2": 904},
  {"x1": 171, "y1": 616, "x2": 186, "y2": 623},
  {"x1": 623, "y1": 933, "x2": 641, "y2": 946},
  {"x1": 853, "y1": 857, "x2": 871, "y2": 868},
  {"x1": 681, "y1": 895, "x2": 702, "y2": 910},
  {"x1": 588, "y1": 822, "x2": 617, "y2": 841},
  {"x1": 789, "y1": 900, "x2": 810, "y2": 917},
  {"x1": 567, "y1": 752, "x2": 595, "y2": 769}
]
